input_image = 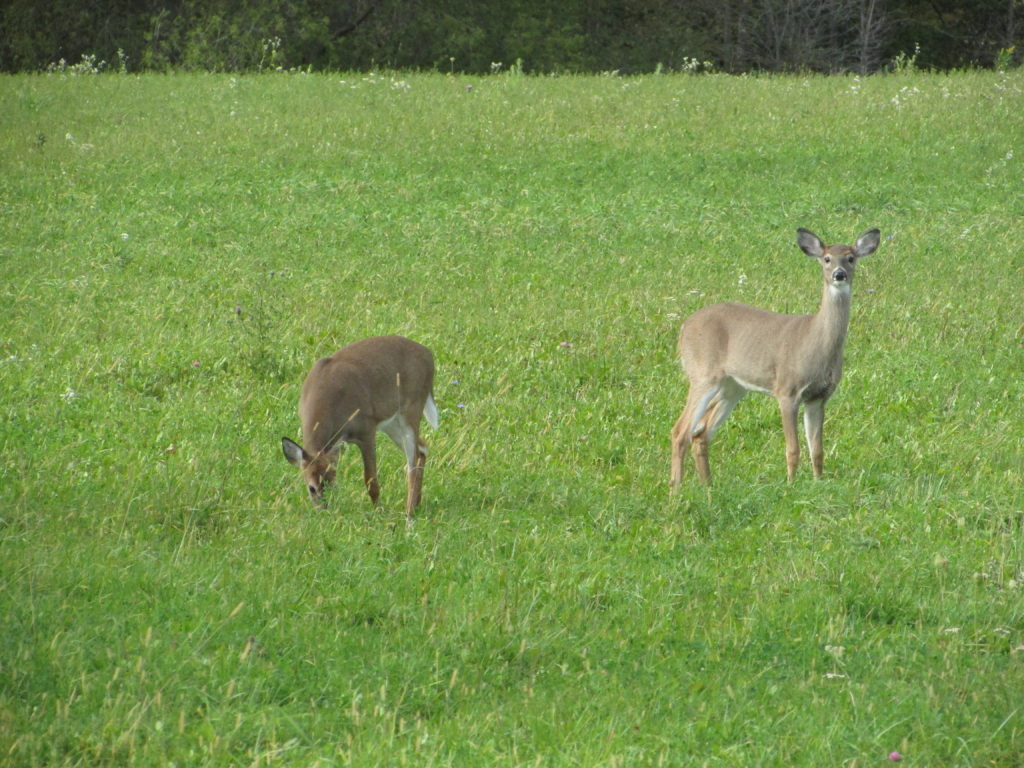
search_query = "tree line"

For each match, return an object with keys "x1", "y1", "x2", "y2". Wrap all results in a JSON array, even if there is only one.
[{"x1": 2, "y1": 0, "x2": 1019, "y2": 74}]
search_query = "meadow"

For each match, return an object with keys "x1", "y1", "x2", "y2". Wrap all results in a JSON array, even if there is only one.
[{"x1": 1, "y1": 68, "x2": 1022, "y2": 766}]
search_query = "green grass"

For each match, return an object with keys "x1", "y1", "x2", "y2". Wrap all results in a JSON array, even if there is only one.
[{"x1": 1, "y1": 69, "x2": 1022, "y2": 766}]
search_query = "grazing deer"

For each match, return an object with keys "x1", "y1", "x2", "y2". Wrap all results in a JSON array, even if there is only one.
[
  {"x1": 670, "y1": 228, "x2": 881, "y2": 487},
  {"x1": 282, "y1": 335, "x2": 438, "y2": 518}
]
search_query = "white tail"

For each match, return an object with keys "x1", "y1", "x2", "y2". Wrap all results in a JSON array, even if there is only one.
[
  {"x1": 282, "y1": 335, "x2": 438, "y2": 518},
  {"x1": 670, "y1": 228, "x2": 881, "y2": 487}
]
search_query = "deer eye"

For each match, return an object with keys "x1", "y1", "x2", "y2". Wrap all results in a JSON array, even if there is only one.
[
  {"x1": 848, "y1": 256, "x2": 856, "y2": 265},
  {"x1": 823, "y1": 256, "x2": 831, "y2": 264},
  {"x1": 308, "y1": 485, "x2": 318, "y2": 497}
]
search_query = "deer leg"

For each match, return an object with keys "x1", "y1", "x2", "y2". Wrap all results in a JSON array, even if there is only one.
[
  {"x1": 778, "y1": 396, "x2": 801, "y2": 482},
  {"x1": 671, "y1": 392, "x2": 699, "y2": 490},
  {"x1": 356, "y1": 438, "x2": 381, "y2": 506},
  {"x1": 691, "y1": 392, "x2": 718, "y2": 486},
  {"x1": 670, "y1": 417, "x2": 688, "y2": 489},
  {"x1": 690, "y1": 380, "x2": 746, "y2": 486},
  {"x1": 703, "y1": 380, "x2": 744, "y2": 441},
  {"x1": 803, "y1": 399, "x2": 825, "y2": 478},
  {"x1": 691, "y1": 433, "x2": 712, "y2": 484},
  {"x1": 408, "y1": 438, "x2": 427, "y2": 516},
  {"x1": 400, "y1": 423, "x2": 426, "y2": 519},
  {"x1": 672, "y1": 381, "x2": 719, "y2": 488},
  {"x1": 381, "y1": 413, "x2": 425, "y2": 519}
]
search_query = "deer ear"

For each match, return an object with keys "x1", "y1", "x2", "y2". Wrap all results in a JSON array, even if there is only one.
[
  {"x1": 854, "y1": 229, "x2": 881, "y2": 258},
  {"x1": 796, "y1": 228, "x2": 825, "y2": 258},
  {"x1": 281, "y1": 437, "x2": 309, "y2": 467}
]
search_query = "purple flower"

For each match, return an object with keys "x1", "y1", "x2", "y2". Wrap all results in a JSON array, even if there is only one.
[
  {"x1": 465, "y1": 84, "x2": 473, "y2": 91},
  {"x1": 888, "y1": 751, "x2": 902, "y2": 762},
  {"x1": 192, "y1": 361, "x2": 200, "y2": 367}
]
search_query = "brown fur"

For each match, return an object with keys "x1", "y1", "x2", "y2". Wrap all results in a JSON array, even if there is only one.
[
  {"x1": 282, "y1": 335, "x2": 437, "y2": 518},
  {"x1": 670, "y1": 228, "x2": 881, "y2": 487}
]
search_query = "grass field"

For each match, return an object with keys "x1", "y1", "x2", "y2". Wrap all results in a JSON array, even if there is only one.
[{"x1": 1, "y1": 68, "x2": 1023, "y2": 766}]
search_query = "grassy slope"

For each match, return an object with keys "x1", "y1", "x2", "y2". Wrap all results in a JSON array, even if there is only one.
[{"x1": 1, "y1": 70, "x2": 1022, "y2": 766}]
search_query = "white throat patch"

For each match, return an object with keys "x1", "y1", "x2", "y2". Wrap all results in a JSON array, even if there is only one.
[{"x1": 829, "y1": 281, "x2": 852, "y2": 296}]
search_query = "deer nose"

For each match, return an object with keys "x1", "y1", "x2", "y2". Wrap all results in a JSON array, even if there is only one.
[{"x1": 833, "y1": 268, "x2": 848, "y2": 282}]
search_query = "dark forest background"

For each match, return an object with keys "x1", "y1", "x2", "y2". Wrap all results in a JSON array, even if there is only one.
[{"x1": 2, "y1": 0, "x2": 1020, "y2": 74}]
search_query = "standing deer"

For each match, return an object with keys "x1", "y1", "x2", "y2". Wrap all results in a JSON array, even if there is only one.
[
  {"x1": 670, "y1": 228, "x2": 881, "y2": 487},
  {"x1": 282, "y1": 335, "x2": 438, "y2": 518}
]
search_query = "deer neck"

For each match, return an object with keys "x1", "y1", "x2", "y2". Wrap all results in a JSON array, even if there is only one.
[{"x1": 808, "y1": 281, "x2": 852, "y2": 359}]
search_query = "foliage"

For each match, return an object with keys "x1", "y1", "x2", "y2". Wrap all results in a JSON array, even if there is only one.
[
  {"x1": 995, "y1": 45, "x2": 1017, "y2": 72},
  {"x1": 1, "y1": 0, "x2": 1022, "y2": 73},
  {"x1": 890, "y1": 43, "x2": 921, "y2": 74},
  {"x1": 1, "y1": 70, "x2": 1023, "y2": 766}
]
